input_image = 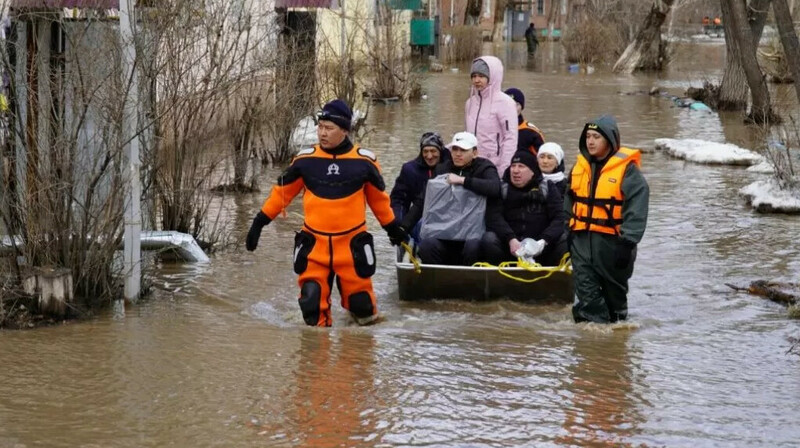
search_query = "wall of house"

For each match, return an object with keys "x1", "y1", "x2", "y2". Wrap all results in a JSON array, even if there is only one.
[{"x1": 316, "y1": 0, "x2": 413, "y2": 64}]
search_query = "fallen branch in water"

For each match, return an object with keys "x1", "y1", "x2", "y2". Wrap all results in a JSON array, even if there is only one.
[{"x1": 726, "y1": 281, "x2": 800, "y2": 306}]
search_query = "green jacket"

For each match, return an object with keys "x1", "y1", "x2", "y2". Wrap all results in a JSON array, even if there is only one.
[{"x1": 564, "y1": 115, "x2": 649, "y2": 245}]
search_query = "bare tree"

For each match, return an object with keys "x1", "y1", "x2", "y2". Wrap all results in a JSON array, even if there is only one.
[
  {"x1": 0, "y1": 5, "x2": 137, "y2": 307},
  {"x1": 367, "y1": 2, "x2": 422, "y2": 101},
  {"x1": 772, "y1": 0, "x2": 800, "y2": 102},
  {"x1": 465, "y1": 0, "x2": 483, "y2": 25},
  {"x1": 718, "y1": 0, "x2": 770, "y2": 110},
  {"x1": 491, "y1": 0, "x2": 507, "y2": 43},
  {"x1": 613, "y1": 0, "x2": 676, "y2": 73},
  {"x1": 144, "y1": 0, "x2": 276, "y2": 238},
  {"x1": 724, "y1": 0, "x2": 776, "y2": 123}
]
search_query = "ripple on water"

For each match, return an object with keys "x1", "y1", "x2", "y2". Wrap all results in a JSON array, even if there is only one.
[{"x1": 3, "y1": 42, "x2": 800, "y2": 448}]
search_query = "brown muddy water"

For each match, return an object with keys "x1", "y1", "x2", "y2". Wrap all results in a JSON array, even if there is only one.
[{"x1": 1, "y1": 42, "x2": 799, "y2": 447}]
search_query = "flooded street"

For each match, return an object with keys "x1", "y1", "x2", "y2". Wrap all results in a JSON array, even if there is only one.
[{"x1": 2, "y1": 42, "x2": 799, "y2": 447}]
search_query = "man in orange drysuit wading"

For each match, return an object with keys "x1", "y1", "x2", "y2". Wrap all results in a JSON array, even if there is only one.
[{"x1": 245, "y1": 99, "x2": 407, "y2": 326}]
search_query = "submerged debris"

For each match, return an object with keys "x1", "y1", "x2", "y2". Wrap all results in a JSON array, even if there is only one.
[{"x1": 726, "y1": 281, "x2": 800, "y2": 318}]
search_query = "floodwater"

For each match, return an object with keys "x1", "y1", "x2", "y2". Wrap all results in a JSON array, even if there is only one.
[{"x1": 2, "y1": 42, "x2": 799, "y2": 447}]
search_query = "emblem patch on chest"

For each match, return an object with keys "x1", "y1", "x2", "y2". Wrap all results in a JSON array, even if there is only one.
[{"x1": 327, "y1": 163, "x2": 340, "y2": 175}]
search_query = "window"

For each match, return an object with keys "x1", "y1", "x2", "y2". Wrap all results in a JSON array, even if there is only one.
[{"x1": 537, "y1": 0, "x2": 544, "y2": 16}]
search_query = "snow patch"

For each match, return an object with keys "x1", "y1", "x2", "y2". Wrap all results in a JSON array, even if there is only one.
[
  {"x1": 290, "y1": 116, "x2": 317, "y2": 149},
  {"x1": 654, "y1": 138, "x2": 763, "y2": 166},
  {"x1": 739, "y1": 179, "x2": 800, "y2": 213},
  {"x1": 746, "y1": 160, "x2": 775, "y2": 174}
]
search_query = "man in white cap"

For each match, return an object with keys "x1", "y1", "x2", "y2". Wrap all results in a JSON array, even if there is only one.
[{"x1": 401, "y1": 132, "x2": 501, "y2": 265}]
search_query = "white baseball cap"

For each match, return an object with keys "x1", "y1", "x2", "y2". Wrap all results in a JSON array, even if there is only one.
[{"x1": 446, "y1": 131, "x2": 478, "y2": 150}]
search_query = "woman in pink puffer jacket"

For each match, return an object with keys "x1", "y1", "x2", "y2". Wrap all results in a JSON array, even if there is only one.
[{"x1": 464, "y1": 55, "x2": 519, "y2": 174}]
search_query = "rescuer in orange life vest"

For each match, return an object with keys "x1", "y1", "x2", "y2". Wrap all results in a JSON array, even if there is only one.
[
  {"x1": 504, "y1": 87, "x2": 545, "y2": 159},
  {"x1": 565, "y1": 115, "x2": 649, "y2": 323},
  {"x1": 245, "y1": 99, "x2": 407, "y2": 327}
]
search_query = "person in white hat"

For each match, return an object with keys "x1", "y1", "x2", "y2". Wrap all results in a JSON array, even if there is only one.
[
  {"x1": 537, "y1": 142, "x2": 567, "y2": 195},
  {"x1": 400, "y1": 131, "x2": 501, "y2": 265}
]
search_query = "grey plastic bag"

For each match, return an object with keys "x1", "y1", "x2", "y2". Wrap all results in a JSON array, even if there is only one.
[{"x1": 419, "y1": 174, "x2": 486, "y2": 241}]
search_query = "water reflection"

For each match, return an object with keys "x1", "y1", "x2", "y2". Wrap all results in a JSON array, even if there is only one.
[
  {"x1": 290, "y1": 330, "x2": 377, "y2": 447},
  {"x1": 558, "y1": 329, "x2": 642, "y2": 447},
  {"x1": 3, "y1": 41, "x2": 800, "y2": 448}
]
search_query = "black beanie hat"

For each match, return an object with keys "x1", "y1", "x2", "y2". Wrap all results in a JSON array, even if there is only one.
[
  {"x1": 419, "y1": 132, "x2": 444, "y2": 151},
  {"x1": 505, "y1": 88, "x2": 525, "y2": 109},
  {"x1": 319, "y1": 99, "x2": 352, "y2": 131},
  {"x1": 510, "y1": 150, "x2": 538, "y2": 173}
]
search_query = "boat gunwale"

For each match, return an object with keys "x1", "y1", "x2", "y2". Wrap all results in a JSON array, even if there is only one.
[{"x1": 394, "y1": 261, "x2": 571, "y2": 273}]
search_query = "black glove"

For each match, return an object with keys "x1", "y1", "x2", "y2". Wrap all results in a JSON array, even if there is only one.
[
  {"x1": 246, "y1": 211, "x2": 271, "y2": 252},
  {"x1": 526, "y1": 188, "x2": 546, "y2": 203},
  {"x1": 614, "y1": 239, "x2": 636, "y2": 269},
  {"x1": 383, "y1": 220, "x2": 408, "y2": 246}
]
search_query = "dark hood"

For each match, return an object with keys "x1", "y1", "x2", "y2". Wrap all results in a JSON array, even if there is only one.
[{"x1": 578, "y1": 115, "x2": 620, "y2": 162}]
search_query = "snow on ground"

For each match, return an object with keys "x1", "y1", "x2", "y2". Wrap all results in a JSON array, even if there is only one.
[
  {"x1": 654, "y1": 138, "x2": 763, "y2": 166},
  {"x1": 746, "y1": 160, "x2": 776, "y2": 174},
  {"x1": 739, "y1": 179, "x2": 800, "y2": 213}
]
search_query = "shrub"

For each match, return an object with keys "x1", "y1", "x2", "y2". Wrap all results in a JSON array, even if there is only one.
[{"x1": 562, "y1": 20, "x2": 624, "y2": 65}]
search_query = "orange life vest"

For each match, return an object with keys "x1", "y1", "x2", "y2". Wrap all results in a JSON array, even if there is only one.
[
  {"x1": 519, "y1": 121, "x2": 545, "y2": 154},
  {"x1": 569, "y1": 147, "x2": 641, "y2": 235}
]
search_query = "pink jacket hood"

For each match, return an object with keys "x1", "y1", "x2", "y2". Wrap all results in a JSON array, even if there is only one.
[{"x1": 464, "y1": 55, "x2": 518, "y2": 174}]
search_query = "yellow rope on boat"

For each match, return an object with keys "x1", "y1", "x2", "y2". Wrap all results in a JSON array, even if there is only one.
[
  {"x1": 401, "y1": 241, "x2": 422, "y2": 274},
  {"x1": 472, "y1": 252, "x2": 572, "y2": 284}
]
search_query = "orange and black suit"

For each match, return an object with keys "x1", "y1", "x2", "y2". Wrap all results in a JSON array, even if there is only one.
[
  {"x1": 252, "y1": 138, "x2": 399, "y2": 326},
  {"x1": 517, "y1": 117, "x2": 545, "y2": 156}
]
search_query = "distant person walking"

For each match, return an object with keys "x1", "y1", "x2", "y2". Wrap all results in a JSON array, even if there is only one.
[{"x1": 525, "y1": 23, "x2": 539, "y2": 55}]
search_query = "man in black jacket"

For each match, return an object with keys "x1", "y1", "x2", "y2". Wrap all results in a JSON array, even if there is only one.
[
  {"x1": 481, "y1": 150, "x2": 567, "y2": 266},
  {"x1": 402, "y1": 132, "x2": 501, "y2": 265}
]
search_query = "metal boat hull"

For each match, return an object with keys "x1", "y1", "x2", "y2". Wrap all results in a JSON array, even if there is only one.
[{"x1": 396, "y1": 262, "x2": 574, "y2": 303}]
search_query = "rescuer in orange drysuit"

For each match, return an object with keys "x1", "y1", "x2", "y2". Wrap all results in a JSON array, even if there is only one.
[{"x1": 245, "y1": 99, "x2": 407, "y2": 327}]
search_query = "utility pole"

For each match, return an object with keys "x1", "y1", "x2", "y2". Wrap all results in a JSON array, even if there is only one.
[
  {"x1": 341, "y1": 0, "x2": 346, "y2": 58},
  {"x1": 120, "y1": 0, "x2": 141, "y2": 303}
]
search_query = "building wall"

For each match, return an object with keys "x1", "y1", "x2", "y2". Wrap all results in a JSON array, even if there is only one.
[{"x1": 316, "y1": 0, "x2": 412, "y2": 62}]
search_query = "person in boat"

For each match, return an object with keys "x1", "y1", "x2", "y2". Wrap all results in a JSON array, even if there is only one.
[
  {"x1": 504, "y1": 87, "x2": 545, "y2": 157},
  {"x1": 245, "y1": 99, "x2": 407, "y2": 327},
  {"x1": 465, "y1": 56, "x2": 519, "y2": 174},
  {"x1": 389, "y1": 132, "x2": 450, "y2": 241},
  {"x1": 401, "y1": 131, "x2": 501, "y2": 266},
  {"x1": 566, "y1": 115, "x2": 649, "y2": 324},
  {"x1": 481, "y1": 150, "x2": 567, "y2": 266},
  {"x1": 537, "y1": 142, "x2": 567, "y2": 196}
]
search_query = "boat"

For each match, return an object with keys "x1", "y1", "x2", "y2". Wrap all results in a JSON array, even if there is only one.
[{"x1": 395, "y1": 246, "x2": 574, "y2": 303}]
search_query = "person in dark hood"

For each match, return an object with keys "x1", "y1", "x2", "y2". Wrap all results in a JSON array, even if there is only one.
[
  {"x1": 402, "y1": 132, "x2": 501, "y2": 266},
  {"x1": 565, "y1": 115, "x2": 649, "y2": 324},
  {"x1": 390, "y1": 132, "x2": 451, "y2": 221},
  {"x1": 481, "y1": 150, "x2": 567, "y2": 266}
]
